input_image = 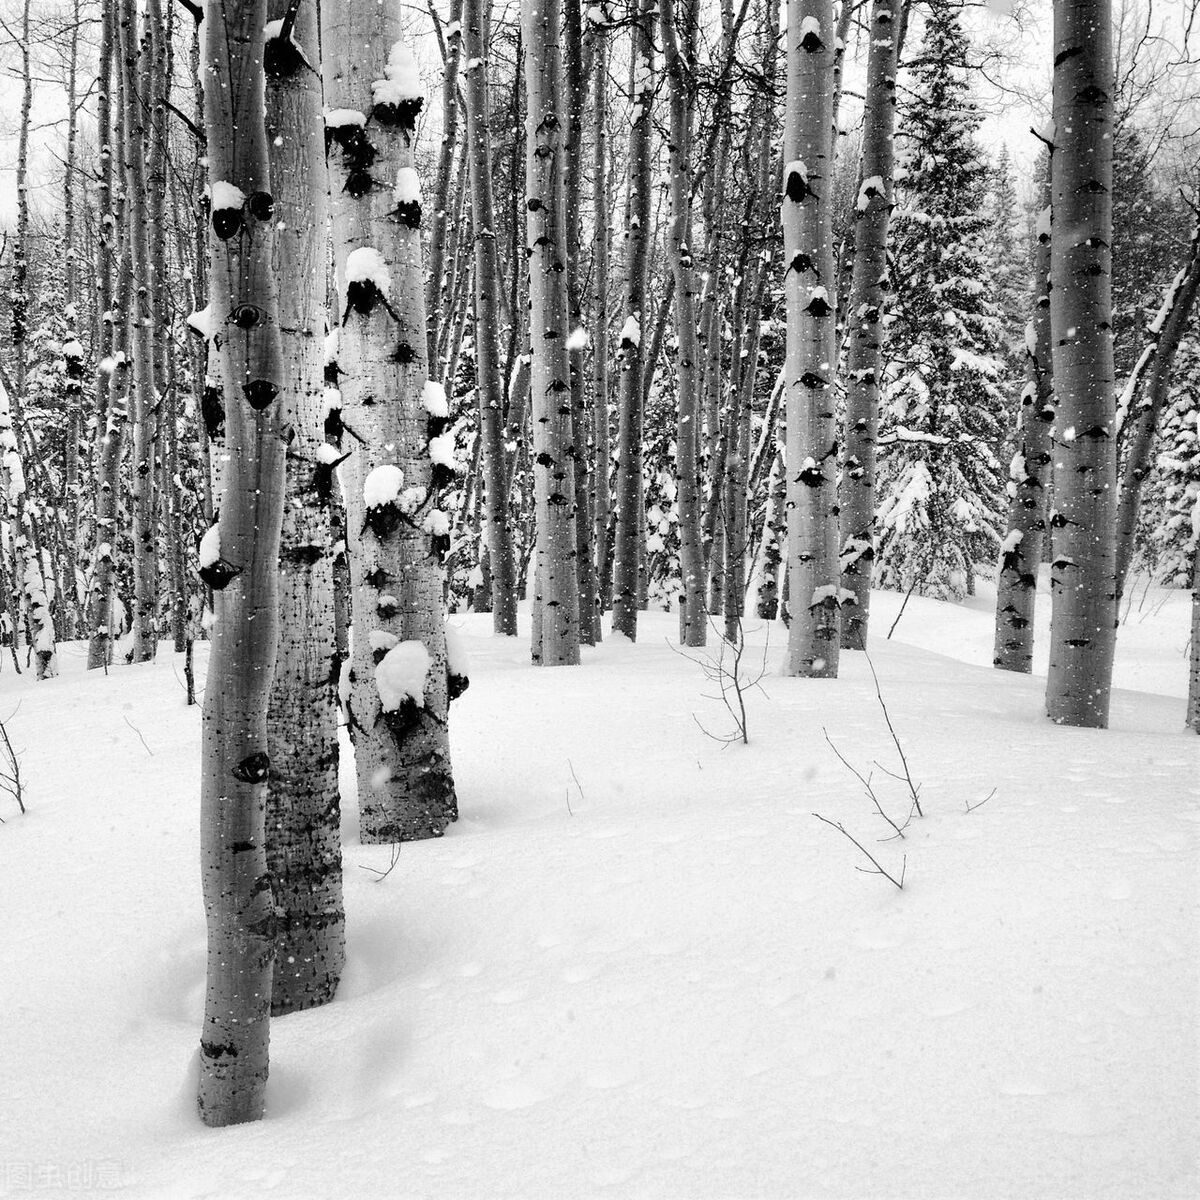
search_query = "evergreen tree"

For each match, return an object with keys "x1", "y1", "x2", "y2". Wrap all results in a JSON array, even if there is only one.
[
  {"x1": 1140, "y1": 333, "x2": 1200, "y2": 587},
  {"x1": 986, "y1": 145, "x2": 1026, "y2": 374},
  {"x1": 875, "y1": 0, "x2": 1006, "y2": 600}
]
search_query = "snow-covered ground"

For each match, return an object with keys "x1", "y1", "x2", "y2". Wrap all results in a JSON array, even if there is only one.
[{"x1": 1, "y1": 577, "x2": 1196, "y2": 1199}]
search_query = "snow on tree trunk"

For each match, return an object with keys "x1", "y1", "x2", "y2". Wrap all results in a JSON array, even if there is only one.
[
  {"x1": 118, "y1": 0, "x2": 159, "y2": 664},
  {"x1": 1113, "y1": 218, "x2": 1200, "y2": 596},
  {"x1": 782, "y1": 0, "x2": 840, "y2": 678},
  {"x1": 660, "y1": 0, "x2": 707, "y2": 648},
  {"x1": 611, "y1": 0, "x2": 654, "y2": 641},
  {"x1": 197, "y1": 0, "x2": 285, "y2": 1127},
  {"x1": 524, "y1": 0, "x2": 581, "y2": 665},
  {"x1": 262, "y1": 0, "x2": 345, "y2": 1017},
  {"x1": 1045, "y1": 0, "x2": 1118, "y2": 729},
  {"x1": 994, "y1": 188, "x2": 1054, "y2": 673},
  {"x1": 462, "y1": 0, "x2": 518, "y2": 636},
  {"x1": 323, "y1": 3, "x2": 458, "y2": 839},
  {"x1": 837, "y1": 0, "x2": 897, "y2": 652}
]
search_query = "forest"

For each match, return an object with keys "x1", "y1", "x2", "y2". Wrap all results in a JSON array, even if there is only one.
[{"x1": 0, "y1": 0, "x2": 1196, "y2": 1195}]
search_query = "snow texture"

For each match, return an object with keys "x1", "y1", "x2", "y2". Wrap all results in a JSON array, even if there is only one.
[
  {"x1": 424, "y1": 509, "x2": 451, "y2": 536},
  {"x1": 394, "y1": 166, "x2": 422, "y2": 205},
  {"x1": 619, "y1": 315, "x2": 641, "y2": 346},
  {"x1": 363, "y1": 464, "x2": 404, "y2": 508},
  {"x1": 198, "y1": 524, "x2": 220, "y2": 569},
  {"x1": 210, "y1": 181, "x2": 245, "y2": 211},
  {"x1": 422, "y1": 381, "x2": 449, "y2": 418},
  {"x1": 373, "y1": 42, "x2": 424, "y2": 106},
  {"x1": 345, "y1": 247, "x2": 391, "y2": 298},
  {"x1": 374, "y1": 639, "x2": 431, "y2": 712},
  {"x1": 324, "y1": 108, "x2": 366, "y2": 128},
  {"x1": 444, "y1": 621, "x2": 470, "y2": 680},
  {"x1": 429, "y1": 432, "x2": 457, "y2": 470},
  {"x1": 565, "y1": 327, "x2": 589, "y2": 351}
]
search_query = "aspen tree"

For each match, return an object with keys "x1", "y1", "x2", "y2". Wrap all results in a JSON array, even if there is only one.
[
  {"x1": 524, "y1": 0, "x2": 581, "y2": 665},
  {"x1": 611, "y1": 0, "x2": 654, "y2": 640},
  {"x1": 118, "y1": 0, "x2": 159, "y2": 663},
  {"x1": 589, "y1": 6, "x2": 612, "y2": 607},
  {"x1": 782, "y1": 0, "x2": 840, "y2": 678},
  {"x1": 197, "y1": 0, "x2": 285, "y2": 1126},
  {"x1": 1045, "y1": 0, "x2": 1117, "y2": 728},
  {"x1": 659, "y1": 0, "x2": 707, "y2": 647},
  {"x1": 462, "y1": 0, "x2": 519, "y2": 634},
  {"x1": 262, "y1": 0, "x2": 346, "y2": 1015},
  {"x1": 837, "y1": 0, "x2": 897, "y2": 651},
  {"x1": 994, "y1": 183, "x2": 1053, "y2": 673},
  {"x1": 323, "y1": 1, "x2": 459, "y2": 838}
]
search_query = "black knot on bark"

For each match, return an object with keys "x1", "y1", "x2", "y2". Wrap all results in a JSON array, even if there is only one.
[
  {"x1": 390, "y1": 340, "x2": 417, "y2": 364},
  {"x1": 324, "y1": 406, "x2": 345, "y2": 445},
  {"x1": 797, "y1": 464, "x2": 824, "y2": 488},
  {"x1": 431, "y1": 531, "x2": 450, "y2": 562},
  {"x1": 789, "y1": 252, "x2": 815, "y2": 275},
  {"x1": 248, "y1": 191, "x2": 274, "y2": 221},
  {"x1": 376, "y1": 594, "x2": 399, "y2": 617},
  {"x1": 365, "y1": 504, "x2": 403, "y2": 540},
  {"x1": 199, "y1": 556, "x2": 240, "y2": 591},
  {"x1": 201, "y1": 384, "x2": 225, "y2": 440},
  {"x1": 212, "y1": 207, "x2": 243, "y2": 240},
  {"x1": 800, "y1": 28, "x2": 824, "y2": 53},
  {"x1": 372, "y1": 96, "x2": 424, "y2": 134},
  {"x1": 427, "y1": 414, "x2": 450, "y2": 441},
  {"x1": 244, "y1": 379, "x2": 279, "y2": 411},
  {"x1": 264, "y1": 30, "x2": 307, "y2": 78},
  {"x1": 805, "y1": 294, "x2": 833, "y2": 318},
  {"x1": 535, "y1": 451, "x2": 554, "y2": 468},
  {"x1": 365, "y1": 565, "x2": 390, "y2": 590},
  {"x1": 346, "y1": 279, "x2": 383, "y2": 317},
  {"x1": 799, "y1": 370, "x2": 826, "y2": 390},
  {"x1": 232, "y1": 303, "x2": 263, "y2": 329},
  {"x1": 785, "y1": 169, "x2": 809, "y2": 203},
  {"x1": 527, "y1": 197, "x2": 543, "y2": 212},
  {"x1": 344, "y1": 168, "x2": 377, "y2": 199},
  {"x1": 393, "y1": 199, "x2": 422, "y2": 229},
  {"x1": 382, "y1": 695, "x2": 422, "y2": 736},
  {"x1": 447, "y1": 669, "x2": 469, "y2": 702},
  {"x1": 231, "y1": 751, "x2": 271, "y2": 784},
  {"x1": 430, "y1": 462, "x2": 455, "y2": 490}
]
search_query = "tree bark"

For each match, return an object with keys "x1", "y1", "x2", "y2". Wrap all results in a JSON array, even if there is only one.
[
  {"x1": 783, "y1": 0, "x2": 840, "y2": 678},
  {"x1": 323, "y1": 1, "x2": 459, "y2": 839},
  {"x1": 837, "y1": 0, "x2": 897, "y2": 651},
  {"x1": 263, "y1": 0, "x2": 346, "y2": 1017},
  {"x1": 611, "y1": 0, "x2": 654, "y2": 640},
  {"x1": 994, "y1": 189, "x2": 1054, "y2": 673},
  {"x1": 463, "y1": 0, "x2": 519, "y2": 635},
  {"x1": 590, "y1": 13, "x2": 612, "y2": 612},
  {"x1": 198, "y1": 0, "x2": 285, "y2": 1127},
  {"x1": 660, "y1": 0, "x2": 707, "y2": 646},
  {"x1": 524, "y1": 0, "x2": 581, "y2": 665},
  {"x1": 1045, "y1": 0, "x2": 1117, "y2": 728}
]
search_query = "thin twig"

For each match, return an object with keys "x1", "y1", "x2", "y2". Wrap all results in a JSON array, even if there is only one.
[
  {"x1": 566, "y1": 759, "x2": 584, "y2": 815},
  {"x1": 813, "y1": 812, "x2": 906, "y2": 889},
  {"x1": 823, "y1": 727, "x2": 910, "y2": 840},
  {"x1": 123, "y1": 715, "x2": 153, "y2": 756},
  {"x1": 863, "y1": 652, "x2": 922, "y2": 817},
  {"x1": 964, "y1": 787, "x2": 996, "y2": 814},
  {"x1": 360, "y1": 842, "x2": 401, "y2": 881}
]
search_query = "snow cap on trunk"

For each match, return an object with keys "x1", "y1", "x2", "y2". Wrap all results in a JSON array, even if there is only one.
[
  {"x1": 375, "y1": 640, "x2": 431, "y2": 712},
  {"x1": 394, "y1": 167, "x2": 421, "y2": 204},
  {"x1": 198, "y1": 524, "x2": 221, "y2": 569},
  {"x1": 373, "y1": 42, "x2": 424, "y2": 105},
  {"x1": 422, "y1": 380, "x2": 449, "y2": 418},
  {"x1": 346, "y1": 247, "x2": 391, "y2": 298},
  {"x1": 364, "y1": 464, "x2": 404, "y2": 508}
]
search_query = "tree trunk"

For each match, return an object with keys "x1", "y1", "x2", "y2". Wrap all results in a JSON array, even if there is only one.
[
  {"x1": 660, "y1": 0, "x2": 707, "y2": 647},
  {"x1": 590, "y1": 14, "x2": 612, "y2": 612},
  {"x1": 782, "y1": 0, "x2": 840, "y2": 678},
  {"x1": 463, "y1": 0, "x2": 519, "y2": 635},
  {"x1": 427, "y1": 0, "x2": 464, "y2": 374},
  {"x1": 1045, "y1": 0, "x2": 1117, "y2": 728},
  {"x1": 119, "y1": 0, "x2": 158, "y2": 663},
  {"x1": 524, "y1": 0, "x2": 581, "y2": 665},
  {"x1": 198, "y1": 0, "x2": 285, "y2": 1127},
  {"x1": 611, "y1": 0, "x2": 654, "y2": 641},
  {"x1": 262, "y1": 0, "x2": 346, "y2": 1017},
  {"x1": 837, "y1": 0, "x2": 897, "y2": 651},
  {"x1": 323, "y1": 2, "x2": 459, "y2": 839},
  {"x1": 994, "y1": 191, "x2": 1054, "y2": 673}
]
